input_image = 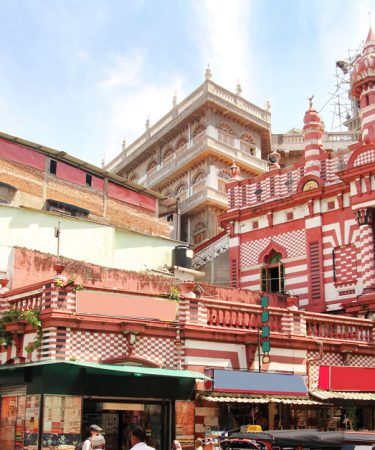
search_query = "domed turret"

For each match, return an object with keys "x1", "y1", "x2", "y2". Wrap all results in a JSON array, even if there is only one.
[
  {"x1": 351, "y1": 28, "x2": 375, "y2": 144},
  {"x1": 351, "y1": 28, "x2": 375, "y2": 95}
]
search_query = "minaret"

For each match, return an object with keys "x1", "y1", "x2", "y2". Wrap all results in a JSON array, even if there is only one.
[
  {"x1": 351, "y1": 29, "x2": 375, "y2": 294},
  {"x1": 351, "y1": 28, "x2": 375, "y2": 144},
  {"x1": 302, "y1": 95, "x2": 326, "y2": 177}
]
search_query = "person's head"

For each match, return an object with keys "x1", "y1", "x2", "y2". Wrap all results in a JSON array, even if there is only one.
[
  {"x1": 131, "y1": 426, "x2": 146, "y2": 446},
  {"x1": 89, "y1": 424, "x2": 103, "y2": 436},
  {"x1": 204, "y1": 438, "x2": 214, "y2": 450},
  {"x1": 195, "y1": 438, "x2": 203, "y2": 449},
  {"x1": 172, "y1": 440, "x2": 182, "y2": 450}
]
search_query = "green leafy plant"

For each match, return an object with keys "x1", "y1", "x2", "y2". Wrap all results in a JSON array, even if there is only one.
[
  {"x1": 167, "y1": 286, "x2": 180, "y2": 302},
  {"x1": 0, "y1": 308, "x2": 42, "y2": 353},
  {"x1": 54, "y1": 278, "x2": 64, "y2": 288},
  {"x1": 54, "y1": 275, "x2": 83, "y2": 291}
]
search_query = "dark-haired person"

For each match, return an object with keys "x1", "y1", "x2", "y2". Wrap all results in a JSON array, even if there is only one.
[{"x1": 130, "y1": 426, "x2": 155, "y2": 450}]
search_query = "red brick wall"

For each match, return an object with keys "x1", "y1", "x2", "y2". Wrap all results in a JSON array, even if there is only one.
[{"x1": 0, "y1": 138, "x2": 170, "y2": 238}]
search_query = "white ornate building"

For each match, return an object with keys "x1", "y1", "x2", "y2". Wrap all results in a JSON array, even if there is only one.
[{"x1": 106, "y1": 68, "x2": 271, "y2": 245}]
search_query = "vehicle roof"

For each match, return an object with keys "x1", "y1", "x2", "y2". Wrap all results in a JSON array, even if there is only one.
[{"x1": 226, "y1": 430, "x2": 375, "y2": 448}]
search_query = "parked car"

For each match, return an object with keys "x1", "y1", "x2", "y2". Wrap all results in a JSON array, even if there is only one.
[{"x1": 219, "y1": 429, "x2": 375, "y2": 450}]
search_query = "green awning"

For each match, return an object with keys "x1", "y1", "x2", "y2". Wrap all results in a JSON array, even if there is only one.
[
  {"x1": 0, "y1": 360, "x2": 209, "y2": 399},
  {"x1": 0, "y1": 359, "x2": 209, "y2": 380}
]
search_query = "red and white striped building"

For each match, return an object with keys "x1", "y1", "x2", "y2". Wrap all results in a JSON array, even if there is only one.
[{"x1": 220, "y1": 28, "x2": 375, "y2": 315}]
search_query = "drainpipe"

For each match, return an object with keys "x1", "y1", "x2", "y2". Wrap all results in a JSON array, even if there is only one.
[{"x1": 306, "y1": 338, "x2": 324, "y2": 389}]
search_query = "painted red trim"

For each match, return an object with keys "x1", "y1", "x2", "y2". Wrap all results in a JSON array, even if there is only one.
[
  {"x1": 194, "y1": 230, "x2": 227, "y2": 253},
  {"x1": 214, "y1": 388, "x2": 307, "y2": 396}
]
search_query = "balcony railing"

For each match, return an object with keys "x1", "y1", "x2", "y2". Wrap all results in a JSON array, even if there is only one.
[
  {"x1": 305, "y1": 314, "x2": 373, "y2": 342},
  {"x1": 180, "y1": 297, "x2": 374, "y2": 345},
  {"x1": 7, "y1": 289, "x2": 44, "y2": 311},
  {"x1": 1, "y1": 283, "x2": 374, "y2": 349},
  {"x1": 145, "y1": 134, "x2": 268, "y2": 187},
  {"x1": 179, "y1": 186, "x2": 228, "y2": 214},
  {"x1": 271, "y1": 132, "x2": 360, "y2": 153},
  {"x1": 207, "y1": 304, "x2": 283, "y2": 332}
]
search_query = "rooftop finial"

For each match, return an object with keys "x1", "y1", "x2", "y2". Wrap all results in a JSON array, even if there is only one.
[
  {"x1": 172, "y1": 91, "x2": 178, "y2": 108},
  {"x1": 205, "y1": 63, "x2": 212, "y2": 80},
  {"x1": 235, "y1": 79, "x2": 242, "y2": 96},
  {"x1": 122, "y1": 138, "x2": 126, "y2": 151},
  {"x1": 146, "y1": 115, "x2": 150, "y2": 130},
  {"x1": 308, "y1": 94, "x2": 314, "y2": 109},
  {"x1": 265, "y1": 97, "x2": 271, "y2": 111}
]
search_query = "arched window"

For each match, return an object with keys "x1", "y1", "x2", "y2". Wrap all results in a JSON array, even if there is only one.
[
  {"x1": 193, "y1": 124, "x2": 205, "y2": 138},
  {"x1": 163, "y1": 147, "x2": 174, "y2": 161},
  {"x1": 218, "y1": 123, "x2": 234, "y2": 145},
  {"x1": 240, "y1": 132, "x2": 256, "y2": 155},
  {"x1": 176, "y1": 137, "x2": 187, "y2": 150},
  {"x1": 192, "y1": 170, "x2": 207, "y2": 184},
  {"x1": 218, "y1": 169, "x2": 231, "y2": 191},
  {"x1": 175, "y1": 183, "x2": 188, "y2": 196},
  {"x1": 261, "y1": 250, "x2": 285, "y2": 293},
  {"x1": 146, "y1": 160, "x2": 157, "y2": 172},
  {"x1": 193, "y1": 221, "x2": 207, "y2": 245}
]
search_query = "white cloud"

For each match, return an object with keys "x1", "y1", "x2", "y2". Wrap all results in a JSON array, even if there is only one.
[
  {"x1": 97, "y1": 50, "x2": 185, "y2": 164},
  {"x1": 191, "y1": 0, "x2": 253, "y2": 94},
  {"x1": 98, "y1": 50, "x2": 146, "y2": 90},
  {"x1": 312, "y1": 0, "x2": 374, "y2": 129}
]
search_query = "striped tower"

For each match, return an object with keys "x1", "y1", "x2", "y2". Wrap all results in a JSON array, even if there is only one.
[
  {"x1": 355, "y1": 208, "x2": 375, "y2": 293},
  {"x1": 302, "y1": 96, "x2": 326, "y2": 177},
  {"x1": 351, "y1": 28, "x2": 375, "y2": 145}
]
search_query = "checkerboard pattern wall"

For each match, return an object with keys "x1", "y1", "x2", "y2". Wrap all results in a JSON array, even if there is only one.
[
  {"x1": 65, "y1": 329, "x2": 127, "y2": 361},
  {"x1": 241, "y1": 229, "x2": 307, "y2": 267},
  {"x1": 133, "y1": 336, "x2": 177, "y2": 367},
  {"x1": 359, "y1": 223, "x2": 375, "y2": 288},
  {"x1": 334, "y1": 245, "x2": 357, "y2": 285},
  {"x1": 307, "y1": 351, "x2": 375, "y2": 388},
  {"x1": 58, "y1": 330, "x2": 178, "y2": 367},
  {"x1": 353, "y1": 149, "x2": 375, "y2": 167}
]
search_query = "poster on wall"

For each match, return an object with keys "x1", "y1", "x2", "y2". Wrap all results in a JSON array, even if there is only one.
[
  {"x1": 0, "y1": 395, "x2": 18, "y2": 450},
  {"x1": 41, "y1": 395, "x2": 82, "y2": 450},
  {"x1": 24, "y1": 394, "x2": 41, "y2": 450},
  {"x1": 175, "y1": 400, "x2": 195, "y2": 444}
]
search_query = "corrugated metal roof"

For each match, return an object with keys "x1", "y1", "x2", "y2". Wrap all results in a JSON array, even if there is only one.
[
  {"x1": 311, "y1": 390, "x2": 375, "y2": 401},
  {"x1": 202, "y1": 395, "x2": 323, "y2": 405}
]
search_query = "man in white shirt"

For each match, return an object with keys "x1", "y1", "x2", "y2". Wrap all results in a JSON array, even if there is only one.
[
  {"x1": 82, "y1": 424, "x2": 106, "y2": 450},
  {"x1": 130, "y1": 426, "x2": 155, "y2": 450}
]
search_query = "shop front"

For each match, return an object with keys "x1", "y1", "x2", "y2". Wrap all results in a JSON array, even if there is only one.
[
  {"x1": 309, "y1": 365, "x2": 375, "y2": 431},
  {"x1": 198, "y1": 369, "x2": 326, "y2": 436},
  {"x1": 0, "y1": 360, "x2": 207, "y2": 450}
]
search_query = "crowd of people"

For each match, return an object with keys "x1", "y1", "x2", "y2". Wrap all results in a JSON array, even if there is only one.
[{"x1": 79, "y1": 424, "x2": 218, "y2": 450}]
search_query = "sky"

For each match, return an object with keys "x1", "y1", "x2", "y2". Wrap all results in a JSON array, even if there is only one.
[{"x1": 0, "y1": 0, "x2": 373, "y2": 167}]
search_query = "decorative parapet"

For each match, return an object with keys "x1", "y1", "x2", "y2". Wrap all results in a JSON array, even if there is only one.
[
  {"x1": 106, "y1": 80, "x2": 271, "y2": 173},
  {"x1": 179, "y1": 295, "x2": 374, "y2": 345},
  {"x1": 145, "y1": 134, "x2": 268, "y2": 188}
]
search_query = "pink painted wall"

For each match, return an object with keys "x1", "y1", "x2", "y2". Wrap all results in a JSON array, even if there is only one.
[
  {"x1": 55, "y1": 160, "x2": 87, "y2": 186},
  {"x1": 76, "y1": 290, "x2": 177, "y2": 321},
  {"x1": 107, "y1": 182, "x2": 156, "y2": 212},
  {"x1": 54, "y1": 160, "x2": 104, "y2": 190},
  {"x1": 0, "y1": 138, "x2": 45, "y2": 170}
]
